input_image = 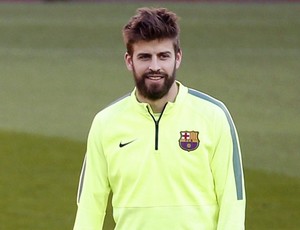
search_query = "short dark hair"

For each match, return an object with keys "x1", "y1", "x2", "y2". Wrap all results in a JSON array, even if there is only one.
[{"x1": 123, "y1": 7, "x2": 181, "y2": 55}]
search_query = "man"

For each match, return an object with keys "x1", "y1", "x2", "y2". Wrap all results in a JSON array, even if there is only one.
[{"x1": 74, "y1": 7, "x2": 245, "y2": 230}]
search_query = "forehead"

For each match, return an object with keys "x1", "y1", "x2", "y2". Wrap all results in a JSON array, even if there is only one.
[{"x1": 132, "y1": 39, "x2": 175, "y2": 55}]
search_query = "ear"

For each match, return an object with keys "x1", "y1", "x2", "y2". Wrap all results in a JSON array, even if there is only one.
[
  {"x1": 124, "y1": 52, "x2": 133, "y2": 71},
  {"x1": 175, "y1": 49, "x2": 182, "y2": 70}
]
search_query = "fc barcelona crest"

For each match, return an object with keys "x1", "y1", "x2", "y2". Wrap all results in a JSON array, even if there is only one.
[{"x1": 179, "y1": 131, "x2": 200, "y2": 152}]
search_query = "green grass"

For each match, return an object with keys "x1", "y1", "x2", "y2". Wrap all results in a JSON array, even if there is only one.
[
  {"x1": 0, "y1": 2, "x2": 299, "y2": 229},
  {"x1": 245, "y1": 170, "x2": 300, "y2": 229},
  {"x1": 0, "y1": 131, "x2": 84, "y2": 229}
]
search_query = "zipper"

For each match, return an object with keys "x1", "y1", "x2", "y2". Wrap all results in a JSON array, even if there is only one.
[{"x1": 146, "y1": 103, "x2": 168, "y2": 151}]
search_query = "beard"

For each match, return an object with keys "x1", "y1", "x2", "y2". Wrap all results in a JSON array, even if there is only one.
[{"x1": 132, "y1": 63, "x2": 177, "y2": 101}]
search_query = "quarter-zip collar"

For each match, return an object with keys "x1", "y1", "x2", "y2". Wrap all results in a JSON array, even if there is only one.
[
  {"x1": 130, "y1": 81, "x2": 187, "y2": 116},
  {"x1": 146, "y1": 103, "x2": 168, "y2": 150},
  {"x1": 130, "y1": 81, "x2": 187, "y2": 151}
]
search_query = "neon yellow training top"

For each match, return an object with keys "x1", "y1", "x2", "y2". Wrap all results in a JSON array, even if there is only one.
[{"x1": 74, "y1": 81, "x2": 246, "y2": 230}]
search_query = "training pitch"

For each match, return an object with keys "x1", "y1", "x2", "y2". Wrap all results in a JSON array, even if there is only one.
[{"x1": 0, "y1": 2, "x2": 299, "y2": 229}]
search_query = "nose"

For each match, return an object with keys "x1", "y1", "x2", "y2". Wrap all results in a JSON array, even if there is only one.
[{"x1": 148, "y1": 57, "x2": 161, "y2": 72}]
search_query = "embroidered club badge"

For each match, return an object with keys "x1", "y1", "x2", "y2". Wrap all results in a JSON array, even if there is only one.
[{"x1": 179, "y1": 131, "x2": 200, "y2": 152}]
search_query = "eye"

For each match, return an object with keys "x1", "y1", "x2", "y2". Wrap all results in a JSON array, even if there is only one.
[
  {"x1": 159, "y1": 52, "x2": 171, "y2": 60},
  {"x1": 137, "y1": 54, "x2": 151, "y2": 61}
]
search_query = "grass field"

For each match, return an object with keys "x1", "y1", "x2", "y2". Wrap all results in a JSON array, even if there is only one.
[{"x1": 0, "y1": 2, "x2": 299, "y2": 229}]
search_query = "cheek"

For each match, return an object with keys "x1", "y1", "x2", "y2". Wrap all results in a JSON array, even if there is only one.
[
  {"x1": 132, "y1": 62, "x2": 149, "y2": 75},
  {"x1": 166, "y1": 62, "x2": 177, "y2": 73}
]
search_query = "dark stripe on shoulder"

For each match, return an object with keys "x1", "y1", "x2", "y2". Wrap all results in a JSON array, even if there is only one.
[
  {"x1": 188, "y1": 88, "x2": 244, "y2": 200},
  {"x1": 106, "y1": 93, "x2": 131, "y2": 108},
  {"x1": 77, "y1": 155, "x2": 87, "y2": 204}
]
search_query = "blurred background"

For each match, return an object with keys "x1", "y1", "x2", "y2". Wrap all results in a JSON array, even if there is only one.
[{"x1": 0, "y1": 0, "x2": 299, "y2": 229}]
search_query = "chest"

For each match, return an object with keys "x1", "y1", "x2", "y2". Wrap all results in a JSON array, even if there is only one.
[{"x1": 102, "y1": 113, "x2": 216, "y2": 188}]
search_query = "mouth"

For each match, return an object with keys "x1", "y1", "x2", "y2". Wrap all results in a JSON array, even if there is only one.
[{"x1": 145, "y1": 74, "x2": 166, "y2": 81}]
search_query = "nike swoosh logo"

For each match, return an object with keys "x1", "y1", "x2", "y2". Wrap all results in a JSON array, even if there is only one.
[{"x1": 119, "y1": 140, "x2": 135, "y2": 148}]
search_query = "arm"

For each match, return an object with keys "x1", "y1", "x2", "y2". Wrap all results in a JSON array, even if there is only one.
[
  {"x1": 74, "y1": 116, "x2": 110, "y2": 230},
  {"x1": 211, "y1": 108, "x2": 246, "y2": 230}
]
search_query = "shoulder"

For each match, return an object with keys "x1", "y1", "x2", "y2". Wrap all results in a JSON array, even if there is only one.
[
  {"x1": 93, "y1": 93, "x2": 132, "y2": 123},
  {"x1": 185, "y1": 87, "x2": 236, "y2": 132},
  {"x1": 187, "y1": 88, "x2": 226, "y2": 109},
  {"x1": 183, "y1": 87, "x2": 236, "y2": 129},
  {"x1": 187, "y1": 88, "x2": 228, "y2": 113},
  {"x1": 178, "y1": 82, "x2": 226, "y2": 113}
]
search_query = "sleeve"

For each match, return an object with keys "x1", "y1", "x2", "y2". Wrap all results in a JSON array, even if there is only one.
[
  {"x1": 210, "y1": 107, "x2": 246, "y2": 230},
  {"x1": 73, "y1": 115, "x2": 111, "y2": 230}
]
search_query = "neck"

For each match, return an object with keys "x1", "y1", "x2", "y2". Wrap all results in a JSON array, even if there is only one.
[{"x1": 136, "y1": 82, "x2": 179, "y2": 113}]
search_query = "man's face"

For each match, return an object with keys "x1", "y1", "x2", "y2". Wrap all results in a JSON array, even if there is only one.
[{"x1": 125, "y1": 39, "x2": 182, "y2": 101}]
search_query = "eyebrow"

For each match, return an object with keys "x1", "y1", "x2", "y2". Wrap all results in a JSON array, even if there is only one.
[
  {"x1": 137, "y1": 51, "x2": 172, "y2": 57},
  {"x1": 159, "y1": 51, "x2": 172, "y2": 56}
]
